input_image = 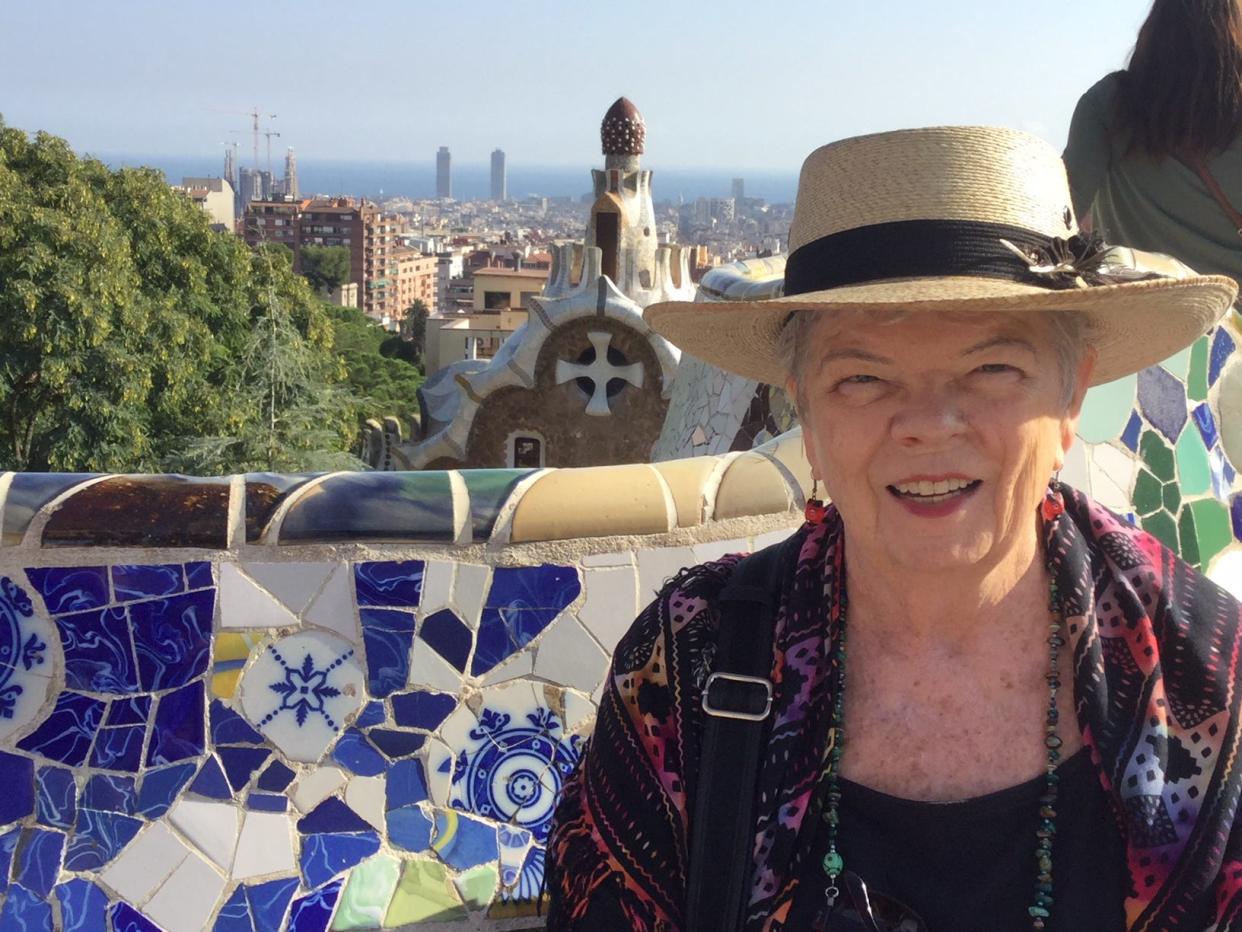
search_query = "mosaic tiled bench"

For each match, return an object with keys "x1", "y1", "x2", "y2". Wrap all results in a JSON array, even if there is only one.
[{"x1": 0, "y1": 320, "x2": 1238, "y2": 932}]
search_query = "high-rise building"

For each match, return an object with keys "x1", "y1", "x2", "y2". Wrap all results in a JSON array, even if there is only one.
[
  {"x1": 731, "y1": 177, "x2": 745, "y2": 201},
  {"x1": 238, "y1": 167, "x2": 262, "y2": 205},
  {"x1": 284, "y1": 147, "x2": 299, "y2": 200},
  {"x1": 436, "y1": 146, "x2": 451, "y2": 199},
  {"x1": 490, "y1": 148, "x2": 506, "y2": 201}
]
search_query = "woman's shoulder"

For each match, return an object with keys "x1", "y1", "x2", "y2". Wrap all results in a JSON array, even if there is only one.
[{"x1": 610, "y1": 553, "x2": 746, "y2": 677}]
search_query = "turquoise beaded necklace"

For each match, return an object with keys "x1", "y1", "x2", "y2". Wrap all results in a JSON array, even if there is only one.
[{"x1": 813, "y1": 541, "x2": 1067, "y2": 930}]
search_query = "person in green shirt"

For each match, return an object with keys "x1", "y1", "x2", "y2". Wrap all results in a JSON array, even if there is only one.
[{"x1": 1063, "y1": 0, "x2": 1242, "y2": 288}]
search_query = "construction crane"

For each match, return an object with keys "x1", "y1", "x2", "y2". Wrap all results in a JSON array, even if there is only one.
[
  {"x1": 209, "y1": 106, "x2": 276, "y2": 168},
  {"x1": 263, "y1": 130, "x2": 282, "y2": 175}
]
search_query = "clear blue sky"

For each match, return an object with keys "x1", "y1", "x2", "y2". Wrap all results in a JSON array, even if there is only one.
[{"x1": 1, "y1": 0, "x2": 1150, "y2": 171}]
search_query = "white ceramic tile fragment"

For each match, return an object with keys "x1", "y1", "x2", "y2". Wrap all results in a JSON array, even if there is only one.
[
  {"x1": 219, "y1": 564, "x2": 300, "y2": 630},
  {"x1": 692, "y1": 538, "x2": 750, "y2": 565},
  {"x1": 232, "y1": 810, "x2": 296, "y2": 879},
  {"x1": 420, "y1": 560, "x2": 455, "y2": 613},
  {"x1": 168, "y1": 798, "x2": 240, "y2": 869},
  {"x1": 426, "y1": 737, "x2": 455, "y2": 806},
  {"x1": 303, "y1": 564, "x2": 357, "y2": 641},
  {"x1": 409, "y1": 639, "x2": 464, "y2": 691},
  {"x1": 1208, "y1": 550, "x2": 1242, "y2": 601},
  {"x1": 100, "y1": 822, "x2": 190, "y2": 904},
  {"x1": 534, "y1": 616, "x2": 608, "y2": 693},
  {"x1": 439, "y1": 703, "x2": 482, "y2": 752},
  {"x1": 1089, "y1": 443, "x2": 1133, "y2": 513},
  {"x1": 581, "y1": 551, "x2": 634, "y2": 568},
  {"x1": 452, "y1": 563, "x2": 491, "y2": 626},
  {"x1": 563, "y1": 691, "x2": 597, "y2": 734},
  {"x1": 143, "y1": 852, "x2": 227, "y2": 932},
  {"x1": 345, "y1": 775, "x2": 387, "y2": 830},
  {"x1": 577, "y1": 567, "x2": 638, "y2": 653},
  {"x1": 1093, "y1": 442, "x2": 1137, "y2": 494},
  {"x1": 479, "y1": 651, "x2": 535, "y2": 686},
  {"x1": 291, "y1": 765, "x2": 348, "y2": 812},
  {"x1": 242, "y1": 561, "x2": 335, "y2": 616},
  {"x1": 752, "y1": 528, "x2": 796, "y2": 551},
  {"x1": 238, "y1": 630, "x2": 364, "y2": 762},
  {"x1": 637, "y1": 547, "x2": 697, "y2": 602}
]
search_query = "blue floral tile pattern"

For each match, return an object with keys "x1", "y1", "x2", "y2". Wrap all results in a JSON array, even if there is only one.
[
  {"x1": 238, "y1": 631, "x2": 364, "y2": 762},
  {"x1": 0, "y1": 577, "x2": 54, "y2": 737},
  {"x1": 445, "y1": 700, "x2": 582, "y2": 843}
]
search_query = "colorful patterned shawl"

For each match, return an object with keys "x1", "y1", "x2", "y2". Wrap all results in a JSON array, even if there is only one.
[{"x1": 546, "y1": 489, "x2": 1242, "y2": 930}]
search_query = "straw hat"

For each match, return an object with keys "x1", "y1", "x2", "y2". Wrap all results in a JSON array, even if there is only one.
[{"x1": 644, "y1": 126, "x2": 1238, "y2": 386}]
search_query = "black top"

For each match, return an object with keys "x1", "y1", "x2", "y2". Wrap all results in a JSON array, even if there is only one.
[{"x1": 783, "y1": 746, "x2": 1130, "y2": 931}]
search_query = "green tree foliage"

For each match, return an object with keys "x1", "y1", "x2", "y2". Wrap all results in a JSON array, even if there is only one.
[
  {"x1": 327, "y1": 305, "x2": 425, "y2": 425},
  {"x1": 299, "y1": 244, "x2": 352, "y2": 294},
  {"x1": 0, "y1": 118, "x2": 360, "y2": 473}
]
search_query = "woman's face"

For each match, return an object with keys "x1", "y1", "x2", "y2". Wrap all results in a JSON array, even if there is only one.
[{"x1": 791, "y1": 310, "x2": 1093, "y2": 573}]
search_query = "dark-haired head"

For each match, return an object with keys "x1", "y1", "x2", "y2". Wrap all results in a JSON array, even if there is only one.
[{"x1": 1120, "y1": 0, "x2": 1242, "y2": 158}]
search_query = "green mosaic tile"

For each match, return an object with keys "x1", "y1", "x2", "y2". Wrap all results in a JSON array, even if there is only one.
[
  {"x1": 1178, "y1": 507, "x2": 1201, "y2": 567},
  {"x1": 384, "y1": 859, "x2": 467, "y2": 925},
  {"x1": 1189, "y1": 335, "x2": 1210, "y2": 402},
  {"x1": 453, "y1": 864, "x2": 499, "y2": 911},
  {"x1": 1134, "y1": 469, "x2": 1164, "y2": 516},
  {"x1": 333, "y1": 855, "x2": 402, "y2": 930},
  {"x1": 1140, "y1": 430, "x2": 1176, "y2": 482},
  {"x1": 1077, "y1": 375, "x2": 1137, "y2": 444},
  {"x1": 1189, "y1": 499, "x2": 1233, "y2": 565},
  {"x1": 1142, "y1": 510, "x2": 1179, "y2": 551},
  {"x1": 1162, "y1": 344, "x2": 1194, "y2": 382},
  {"x1": 1162, "y1": 481, "x2": 1182, "y2": 513},
  {"x1": 1175, "y1": 426, "x2": 1212, "y2": 496}
]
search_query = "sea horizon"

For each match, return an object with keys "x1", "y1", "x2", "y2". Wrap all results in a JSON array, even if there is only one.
[{"x1": 93, "y1": 152, "x2": 800, "y2": 205}]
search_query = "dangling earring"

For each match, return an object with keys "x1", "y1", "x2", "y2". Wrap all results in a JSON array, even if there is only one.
[
  {"x1": 1041, "y1": 469, "x2": 1065, "y2": 521},
  {"x1": 805, "y1": 478, "x2": 827, "y2": 525}
]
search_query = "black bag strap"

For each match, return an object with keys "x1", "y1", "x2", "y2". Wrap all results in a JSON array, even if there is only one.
[{"x1": 685, "y1": 533, "x2": 799, "y2": 931}]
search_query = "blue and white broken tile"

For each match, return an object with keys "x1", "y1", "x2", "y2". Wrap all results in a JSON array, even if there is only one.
[
  {"x1": 238, "y1": 630, "x2": 364, "y2": 762},
  {"x1": 0, "y1": 575, "x2": 57, "y2": 739}
]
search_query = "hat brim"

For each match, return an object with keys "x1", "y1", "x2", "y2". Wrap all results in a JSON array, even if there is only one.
[{"x1": 644, "y1": 274, "x2": 1238, "y2": 387}]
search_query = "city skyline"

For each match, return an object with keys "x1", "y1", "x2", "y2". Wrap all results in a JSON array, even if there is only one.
[{"x1": 2, "y1": 0, "x2": 1150, "y2": 171}]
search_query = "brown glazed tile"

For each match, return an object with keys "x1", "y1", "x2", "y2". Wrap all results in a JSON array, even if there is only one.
[
  {"x1": 244, "y1": 473, "x2": 322, "y2": 542},
  {"x1": 42, "y1": 476, "x2": 232, "y2": 548}
]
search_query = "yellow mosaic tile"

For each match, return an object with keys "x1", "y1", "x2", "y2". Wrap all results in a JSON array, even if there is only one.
[
  {"x1": 712, "y1": 452, "x2": 797, "y2": 521},
  {"x1": 651, "y1": 456, "x2": 720, "y2": 528},
  {"x1": 211, "y1": 632, "x2": 259, "y2": 699},
  {"x1": 509, "y1": 464, "x2": 671, "y2": 542},
  {"x1": 1219, "y1": 360, "x2": 1242, "y2": 474}
]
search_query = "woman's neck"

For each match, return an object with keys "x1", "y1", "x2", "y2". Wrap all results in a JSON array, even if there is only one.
[{"x1": 842, "y1": 529, "x2": 1048, "y2": 650}]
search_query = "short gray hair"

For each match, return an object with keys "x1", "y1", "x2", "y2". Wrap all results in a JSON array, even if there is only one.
[{"x1": 777, "y1": 307, "x2": 1089, "y2": 412}]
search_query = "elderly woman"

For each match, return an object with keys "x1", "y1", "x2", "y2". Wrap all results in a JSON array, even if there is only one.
[{"x1": 544, "y1": 127, "x2": 1242, "y2": 931}]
